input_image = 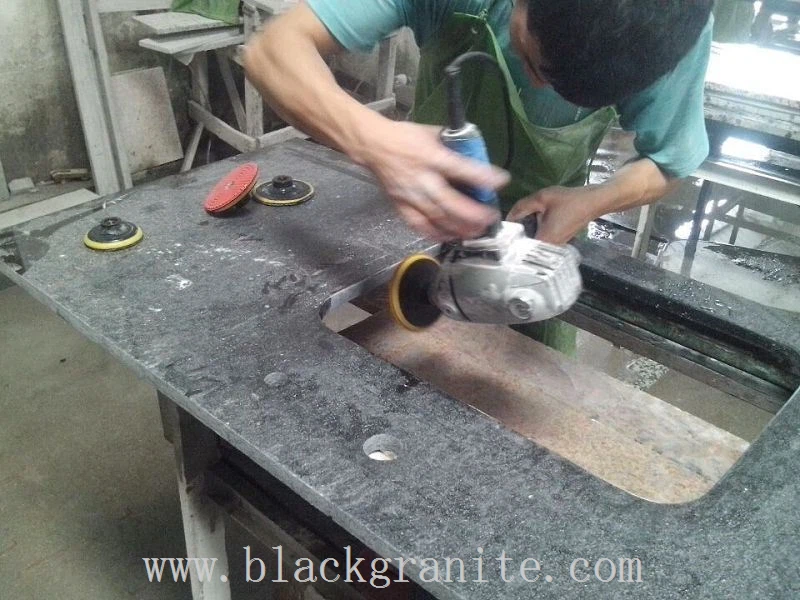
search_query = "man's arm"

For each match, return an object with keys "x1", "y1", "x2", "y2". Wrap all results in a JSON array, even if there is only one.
[
  {"x1": 508, "y1": 17, "x2": 713, "y2": 244},
  {"x1": 507, "y1": 158, "x2": 678, "y2": 244},
  {"x1": 242, "y1": 4, "x2": 369, "y2": 159},
  {"x1": 242, "y1": 4, "x2": 508, "y2": 241}
]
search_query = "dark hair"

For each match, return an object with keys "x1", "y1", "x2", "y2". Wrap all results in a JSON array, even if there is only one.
[{"x1": 526, "y1": 0, "x2": 713, "y2": 107}]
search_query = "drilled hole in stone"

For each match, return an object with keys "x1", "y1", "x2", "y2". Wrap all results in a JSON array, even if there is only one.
[{"x1": 363, "y1": 434, "x2": 403, "y2": 462}]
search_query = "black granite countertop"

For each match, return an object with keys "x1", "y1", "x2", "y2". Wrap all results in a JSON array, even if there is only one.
[{"x1": 1, "y1": 140, "x2": 798, "y2": 599}]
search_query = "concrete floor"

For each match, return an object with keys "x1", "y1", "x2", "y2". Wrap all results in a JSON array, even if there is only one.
[{"x1": 0, "y1": 282, "x2": 280, "y2": 599}]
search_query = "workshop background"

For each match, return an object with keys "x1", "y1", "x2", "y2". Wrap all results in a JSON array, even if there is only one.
[{"x1": 1, "y1": 0, "x2": 799, "y2": 599}]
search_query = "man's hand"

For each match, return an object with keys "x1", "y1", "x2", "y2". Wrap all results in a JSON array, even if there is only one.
[
  {"x1": 354, "y1": 118, "x2": 510, "y2": 241},
  {"x1": 507, "y1": 185, "x2": 598, "y2": 244},
  {"x1": 507, "y1": 158, "x2": 679, "y2": 244},
  {"x1": 244, "y1": 3, "x2": 510, "y2": 241}
]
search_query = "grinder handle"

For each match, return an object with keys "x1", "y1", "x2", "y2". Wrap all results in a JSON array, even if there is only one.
[{"x1": 440, "y1": 133, "x2": 500, "y2": 209}]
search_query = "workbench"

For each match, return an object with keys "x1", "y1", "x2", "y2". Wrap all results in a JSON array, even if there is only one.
[
  {"x1": 698, "y1": 42, "x2": 800, "y2": 202},
  {"x1": 705, "y1": 42, "x2": 800, "y2": 147},
  {"x1": 635, "y1": 42, "x2": 800, "y2": 261},
  {"x1": 1, "y1": 140, "x2": 799, "y2": 599}
]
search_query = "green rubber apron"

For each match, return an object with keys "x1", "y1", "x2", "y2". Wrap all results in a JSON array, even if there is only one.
[{"x1": 411, "y1": 2, "x2": 615, "y2": 355}]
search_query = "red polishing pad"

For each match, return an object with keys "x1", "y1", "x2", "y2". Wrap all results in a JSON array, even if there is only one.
[{"x1": 204, "y1": 163, "x2": 259, "y2": 215}]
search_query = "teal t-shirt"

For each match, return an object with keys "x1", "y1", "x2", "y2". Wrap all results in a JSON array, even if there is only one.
[{"x1": 306, "y1": 0, "x2": 712, "y2": 179}]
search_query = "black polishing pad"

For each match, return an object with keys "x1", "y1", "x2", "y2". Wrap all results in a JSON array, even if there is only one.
[
  {"x1": 389, "y1": 254, "x2": 442, "y2": 331},
  {"x1": 83, "y1": 217, "x2": 143, "y2": 251},
  {"x1": 252, "y1": 175, "x2": 314, "y2": 206}
]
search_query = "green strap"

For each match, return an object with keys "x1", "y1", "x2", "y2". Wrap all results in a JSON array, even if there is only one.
[{"x1": 171, "y1": 0, "x2": 240, "y2": 26}]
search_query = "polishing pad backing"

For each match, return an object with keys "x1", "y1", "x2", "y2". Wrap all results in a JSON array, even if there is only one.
[
  {"x1": 388, "y1": 254, "x2": 442, "y2": 331},
  {"x1": 204, "y1": 162, "x2": 259, "y2": 215},
  {"x1": 253, "y1": 175, "x2": 314, "y2": 206},
  {"x1": 84, "y1": 217, "x2": 143, "y2": 251}
]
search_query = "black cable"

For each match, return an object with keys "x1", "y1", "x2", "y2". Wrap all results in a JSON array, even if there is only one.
[{"x1": 444, "y1": 51, "x2": 515, "y2": 170}]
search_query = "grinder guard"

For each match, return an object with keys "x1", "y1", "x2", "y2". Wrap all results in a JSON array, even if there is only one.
[{"x1": 432, "y1": 222, "x2": 583, "y2": 324}]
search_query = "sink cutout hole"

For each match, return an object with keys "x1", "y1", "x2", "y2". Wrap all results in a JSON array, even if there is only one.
[
  {"x1": 323, "y1": 282, "x2": 778, "y2": 504},
  {"x1": 363, "y1": 434, "x2": 403, "y2": 462}
]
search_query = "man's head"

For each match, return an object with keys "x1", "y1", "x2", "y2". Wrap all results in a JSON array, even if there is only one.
[{"x1": 510, "y1": 0, "x2": 713, "y2": 107}]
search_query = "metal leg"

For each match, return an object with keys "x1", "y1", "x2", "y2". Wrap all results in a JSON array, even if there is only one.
[
  {"x1": 243, "y1": 4, "x2": 265, "y2": 139},
  {"x1": 632, "y1": 203, "x2": 656, "y2": 260},
  {"x1": 681, "y1": 179, "x2": 713, "y2": 277},
  {"x1": 702, "y1": 197, "x2": 718, "y2": 241},
  {"x1": 181, "y1": 124, "x2": 204, "y2": 173},
  {"x1": 190, "y1": 52, "x2": 211, "y2": 109},
  {"x1": 0, "y1": 156, "x2": 8, "y2": 202},
  {"x1": 216, "y1": 50, "x2": 247, "y2": 132},
  {"x1": 159, "y1": 393, "x2": 231, "y2": 600},
  {"x1": 751, "y1": 1, "x2": 774, "y2": 43},
  {"x1": 729, "y1": 201, "x2": 747, "y2": 245},
  {"x1": 376, "y1": 34, "x2": 399, "y2": 101}
]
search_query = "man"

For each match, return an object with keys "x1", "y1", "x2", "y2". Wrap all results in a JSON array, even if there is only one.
[{"x1": 244, "y1": 0, "x2": 713, "y2": 352}]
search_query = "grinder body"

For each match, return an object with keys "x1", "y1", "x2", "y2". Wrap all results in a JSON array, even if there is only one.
[{"x1": 431, "y1": 222, "x2": 582, "y2": 324}]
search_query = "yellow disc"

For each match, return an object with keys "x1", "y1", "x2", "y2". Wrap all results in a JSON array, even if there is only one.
[
  {"x1": 388, "y1": 253, "x2": 441, "y2": 331},
  {"x1": 83, "y1": 226, "x2": 143, "y2": 251},
  {"x1": 252, "y1": 180, "x2": 315, "y2": 206}
]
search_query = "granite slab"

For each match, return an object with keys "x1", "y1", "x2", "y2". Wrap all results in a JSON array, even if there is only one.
[{"x1": 1, "y1": 140, "x2": 798, "y2": 599}]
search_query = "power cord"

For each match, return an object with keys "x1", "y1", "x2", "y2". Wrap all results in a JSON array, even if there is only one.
[{"x1": 444, "y1": 51, "x2": 515, "y2": 170}]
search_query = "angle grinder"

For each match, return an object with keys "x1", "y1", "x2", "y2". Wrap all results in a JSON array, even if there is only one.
[{"x1": 388, "y1": 52, "x2": 583, "y2": 330}]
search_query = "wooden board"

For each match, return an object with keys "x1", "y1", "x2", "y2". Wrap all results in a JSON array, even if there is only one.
[
  {"x1": 96, "y1": 0, "x2": 171, "y2": 12},
  {"x1": 57, "y1": 0, "x2": 130, "y2": 195},
  {"x1": 342, "y1": 311, "x2": 749, "y2": 504},
  {"x1": 139, "y1": 28, "x2": 243, "y2": 56},
  {"x1": 704, "y1": 43, "x2": 800, "y2": 142},
  {"x1": 706, "y1": 43, "x2": 800, "y2": 108},
  {"x1": 133, "y1": 12, "x2": 238, "y2": 35},
  {"x1": 189, "y1": 101, "x2": 257, "y2": 152},
  {"x1": 111, "y1": 67, "x2": 184, "y2": 173},
  {"x1": 0, "y1": 189, "x2": 99, "y2": 232},
  {"x1": 83, "y1": 0, "x2": 134, "y2": 191},
  {"x1": 0, "y1": 157, "x2": 8, "y2": 203}
]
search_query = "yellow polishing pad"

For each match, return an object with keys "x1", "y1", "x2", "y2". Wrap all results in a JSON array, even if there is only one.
[
  {"x1": 84, "y1": 217, "x2": 143, "y2": 251},
  {"x1": 388, "y1": 254, "x2": 442, "y2": 331},
  {"x1": 252, "y1": 175, "x2": 315, "y2": 206}
]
